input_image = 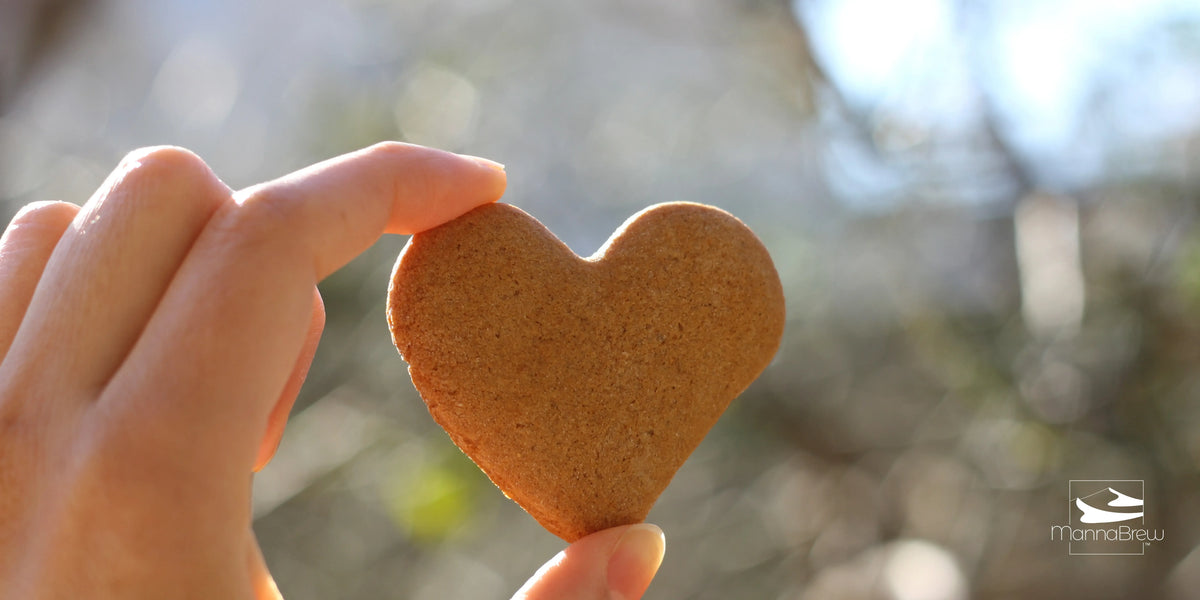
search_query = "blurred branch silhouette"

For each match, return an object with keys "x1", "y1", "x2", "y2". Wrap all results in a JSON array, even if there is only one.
[{"x1": 0, "y1": 0, "x2": 94, "y2": 108}]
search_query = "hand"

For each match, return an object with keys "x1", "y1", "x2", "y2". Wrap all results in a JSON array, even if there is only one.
[
  {"x1": 514, "y1": 523, "x2": 666, "y2": 600},
  {"x1": 0, "y1": 142, "x2": 662, "y2": 599}
]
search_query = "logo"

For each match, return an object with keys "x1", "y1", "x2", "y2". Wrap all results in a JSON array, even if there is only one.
[{"x1": 1049, "y1": 480, "x2": 1164, "y2": 555}]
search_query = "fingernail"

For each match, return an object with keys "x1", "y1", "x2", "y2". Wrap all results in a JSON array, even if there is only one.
[
  {"x1": 459, "y1": 154, "x2": 505, "y2": 173},
  {"x1": 607, "y1": 524, "x2": 665, "y2": 600}
]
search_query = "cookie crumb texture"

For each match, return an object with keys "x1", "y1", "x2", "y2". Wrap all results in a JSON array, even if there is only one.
[{"x1": 388, "y1": 202, "x2": 785, "y2": 542}]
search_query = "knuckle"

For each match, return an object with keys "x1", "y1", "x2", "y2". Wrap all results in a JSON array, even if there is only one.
[
  {"x1": 90, "y1": 146, "x2": 228, "y2": 228},
  {"x1": 116, "y1": 145, "x2": 216, "y2": 194},
  {"x1": 7, "y1": 201, "x2": 78, "y2": 231},
  {"x1": 208, "y1": 187, "x2": 295, "y2": 249},
  {"x1": 366, "y1": 141, "x2": 447, "y2": 197},
  {"x1": 367, "y1": 140, "x2": 420, "y2": 162}
]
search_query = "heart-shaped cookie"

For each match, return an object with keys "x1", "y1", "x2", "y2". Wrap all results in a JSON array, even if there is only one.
[{"x1": 387, "y1": 202, "x2": 784, "y2": 541}]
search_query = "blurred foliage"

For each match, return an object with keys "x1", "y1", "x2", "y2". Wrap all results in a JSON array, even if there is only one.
[
  {"x1": 383, "y1": 445, "x2": 490, "y2": 545},
  {"x1": 3, "y1": 0, "x2": 1200, "y2": 599}
]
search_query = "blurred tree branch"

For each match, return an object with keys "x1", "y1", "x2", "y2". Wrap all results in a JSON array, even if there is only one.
[{"x1": 0, "y1": 0, "x2": 94, "y2": 110}]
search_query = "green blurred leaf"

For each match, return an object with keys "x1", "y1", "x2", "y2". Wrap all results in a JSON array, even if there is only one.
[{"x1": 382, "y1": 447, "x2": 483, "y2": 545}]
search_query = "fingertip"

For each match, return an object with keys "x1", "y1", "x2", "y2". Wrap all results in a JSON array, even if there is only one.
[
  {"x1": 512, "y1": 523, "x2": 665, "y2": 600},
  {"x1": 379, "y1": 143, "x2": 507, "y2": 235},
  {"x1": 0, "y1": 200, "x2": 79, "y2": 262},
  {"x1": 0, "y1": 201, "x2": 81, "y2": 359},
  {"x1": 461, "y1": 153, "x2": 507, "y2": 212},
  {"x1": 4, "y1": 200, "x2": 80, "y2": 236},
  {"x1": 459, "y1": 153, "x2": 505, "y2": 174},
  {"x1": 607, "y1": 524, "x2": 665, "y2": 600}
]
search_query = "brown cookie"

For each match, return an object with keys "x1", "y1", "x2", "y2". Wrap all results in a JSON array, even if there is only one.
[{"x1": 387, "y1": 201, "x2": 785, "y2": 541}]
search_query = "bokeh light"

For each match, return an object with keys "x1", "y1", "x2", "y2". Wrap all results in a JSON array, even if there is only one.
[{"x1": 2, "y1": 0, "x2": 1199, "y2": 598}]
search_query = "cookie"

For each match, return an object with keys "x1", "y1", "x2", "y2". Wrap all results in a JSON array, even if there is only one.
[{"x1": 387, "y1": 201, "x2": 785, "y2": 541}]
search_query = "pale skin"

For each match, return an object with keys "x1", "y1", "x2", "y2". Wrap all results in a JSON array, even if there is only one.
[{"x1": 0, "y1": 143, "x2": 665, "y2": 599}]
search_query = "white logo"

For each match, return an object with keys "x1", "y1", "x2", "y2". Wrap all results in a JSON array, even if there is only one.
[
  {"x1": 1049, "y1": 480, "x2": 1164, "y2": 555},
  {"x1": 1075, "y1": 487, "x2": 1143, "y2": 523}
]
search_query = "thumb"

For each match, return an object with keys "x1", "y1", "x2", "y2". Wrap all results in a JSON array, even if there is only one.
[{"x1": 513, "y1": 524, "x2": 666, "y2": 600}]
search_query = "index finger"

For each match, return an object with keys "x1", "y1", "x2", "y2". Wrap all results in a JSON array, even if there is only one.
[
  {"x1": 100, "y1": 143, "x2": 505, "y2": 483},
  {"x1": 236, "y1": 142, "x2": 506, "y2": 279}
]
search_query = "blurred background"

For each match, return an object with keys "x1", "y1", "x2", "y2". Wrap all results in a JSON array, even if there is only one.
[{"x1": 3, "y1": 0, "x2": 1200, "y2": 598}]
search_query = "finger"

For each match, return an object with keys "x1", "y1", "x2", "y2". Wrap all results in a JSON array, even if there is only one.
[
  {"x1": 246, "y1": 531, "x2": 284, "y2": 600},
  {"x1": 513, "y1": 524, "x2": 665, "y2": 600},
  {"x1": 254, "y1": 287, "x2": 325, "y2": 472},
  {"x1": 232, "y1": 142, "x2": 507, "y2": 279},
  {"x1": 106, "y1": 142, "x2": 505, "y2": 477},
  {"x1": 0, "y1": 201, "x2": 79, "y2": 363},
  {"x1": 6, "y1": 147, "x2": 230, "y2": 393}
]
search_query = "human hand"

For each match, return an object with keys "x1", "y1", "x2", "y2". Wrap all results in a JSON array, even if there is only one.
[
  {"x1": 514, "y1": 523, "x2": 666, "y2": 600},
  {"x1": 0, "y1": 142, "x2": 662, "y2": 598}
]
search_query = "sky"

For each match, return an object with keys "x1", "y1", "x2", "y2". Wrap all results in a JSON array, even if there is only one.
[{"x1": 794, "y1": 0, "x2": 1200, "y2": 196}]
